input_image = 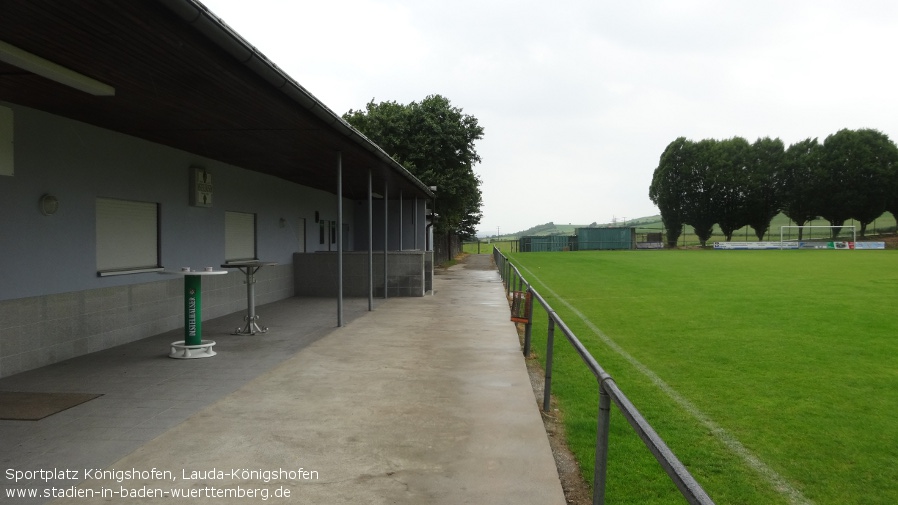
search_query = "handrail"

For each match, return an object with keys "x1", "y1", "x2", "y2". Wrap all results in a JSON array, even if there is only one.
[{"x1": 493, "y1": 247, "x2": 715, "y2": 505}]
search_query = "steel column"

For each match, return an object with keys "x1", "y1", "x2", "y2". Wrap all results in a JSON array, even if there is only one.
[
  {"x1": 336, "y1": 151, "x2": 344, "y2": 327},
  {"x1": 367, "y1": 168, "x2": 374, "y2": 311},
  {"x1": 383, "y1": 182, "x2": 388, "y2": 299}
]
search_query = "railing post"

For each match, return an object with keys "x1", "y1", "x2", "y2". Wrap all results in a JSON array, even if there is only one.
[
  {"x1": 594, "y1": 381, "x2": 612, "y2": 505},
  {"x1": 505, "y1": 263, "x2": 511, "y2": 297},
  {"x1": 543, "y1": 315, "x2": 555, "y2": 412},
  {"x1": 523, "y1": 286, "x2": 533, "y2": 357}
]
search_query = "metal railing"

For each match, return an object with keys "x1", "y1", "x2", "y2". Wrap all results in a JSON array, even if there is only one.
[{"x1": 493, "y1": 247, "x2": 715, "y2": 505}]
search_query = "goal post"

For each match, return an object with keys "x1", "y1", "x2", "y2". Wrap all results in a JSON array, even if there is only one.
[{"x1": 780, "y1": 225, "x2": 856, "y2": 249}]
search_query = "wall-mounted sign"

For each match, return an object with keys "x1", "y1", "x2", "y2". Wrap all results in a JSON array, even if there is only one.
[{"x1": 190, "y1": 167, "x2": 213, "y2": 207}]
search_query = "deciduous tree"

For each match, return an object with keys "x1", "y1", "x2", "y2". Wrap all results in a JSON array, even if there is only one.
[
  {"x1": 822, "y1": 129, "x2": 898, "y2": 236},
  {"x1": 683, "y1": 139, "x2": 717, "y2": 246},
  {"x1": 780, "y1": 138, "x2": 822, "y2": 240},
  {"x1": 649, "y1": 137, "x2": 690, "y2": 247},
  {"x1": 712, "y1": 137, "x2": 752, "y2": 241},
  {"x1": 344, "y1": 95, "x2": 484, "y2": 239},
  {"x1": 745, "y1": 137, "x2": 784, "y2": 240}
]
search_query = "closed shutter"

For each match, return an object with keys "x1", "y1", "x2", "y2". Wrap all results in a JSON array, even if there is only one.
[
  {"x1": 225, "y1": 211, "x2": 255, "y2": 261},
  {"x1": 96, "y1": 198, "x2": 159, "y2": 273}
]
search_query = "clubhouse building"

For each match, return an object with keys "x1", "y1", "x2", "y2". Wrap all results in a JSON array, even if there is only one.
[{"x1": 0, "y1": 0, "x2": 435, "y2": 377}]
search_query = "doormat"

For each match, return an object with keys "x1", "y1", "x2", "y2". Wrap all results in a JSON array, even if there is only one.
[{"x1": 0, "y1": 391, "x2": 102, "y2": 420}]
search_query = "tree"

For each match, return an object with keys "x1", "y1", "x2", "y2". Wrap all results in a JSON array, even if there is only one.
[
  {"x1": 343, "y1": 95, "x2": 484, "y2": 239},
  {"x1": 781, "y1": 138, "x2": 822, "y2": 239},
  {"x1": 650, "y1": 137, "x2": 717, "y2": 247},
  {"x1": 816, "y1": 131, "x2": 859, "y2": 237},
  {"x1": 649, "y1": 137, "x2": 689, "y2": 247},
  {"x1": 744, "y1": 137, "x2": 784, "y2": 240},
  {"x1": 683, "y1": 139, "x2": 718, "y2": 246},
  {"x1": 712, "y1": 137, "x2": 752, "y2": 241},
  {"x1": 821, "y1": 129, "x2": 898, "y2": 237}
]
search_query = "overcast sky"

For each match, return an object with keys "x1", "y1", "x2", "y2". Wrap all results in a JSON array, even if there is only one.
[{"x1": 202, "y1": 0, "x2": 898, "y2": 236}]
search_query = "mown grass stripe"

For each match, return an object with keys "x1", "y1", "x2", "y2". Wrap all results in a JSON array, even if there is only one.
[{"x1": 517, "y1": 261, "x2": 814, "y2": 505}]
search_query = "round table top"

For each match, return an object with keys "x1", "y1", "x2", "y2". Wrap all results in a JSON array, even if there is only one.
[{"x1": 167, "y1": 269, "x2": 229, "y2": 276}]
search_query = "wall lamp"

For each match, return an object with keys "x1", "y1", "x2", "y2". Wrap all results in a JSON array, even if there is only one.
[
  {"x1": 39, "y1": 193, "x2": 59, "y2": 216},
  {"x1": 0, "y1": 40, "x2": 115, "y2": 96}
]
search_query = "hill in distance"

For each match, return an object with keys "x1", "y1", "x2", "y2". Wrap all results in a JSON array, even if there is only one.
[
  {"x1": 487, "y1": 215, "x2": 662, "y2": 239},
  {"x1": 489, "y1": 212, "x2": 898, "y2": 241}
]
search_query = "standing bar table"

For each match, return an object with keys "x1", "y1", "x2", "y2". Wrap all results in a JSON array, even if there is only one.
[
  {"x1": 221, "y1": 261, "x2": 277, "y2": 335},
  {"x1": 165, "y1": 268, "x2": 228, "y2": 359}
]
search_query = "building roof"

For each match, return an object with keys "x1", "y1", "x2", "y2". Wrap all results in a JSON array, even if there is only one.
[{"x1": 0, "y1": 0, "x2": 433, "y2": 200}]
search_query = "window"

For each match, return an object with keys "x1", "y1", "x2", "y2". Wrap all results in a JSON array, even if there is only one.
[
  {"x1": 317, "y1": 219, "x2": 339, "y2": 250},
  {"x1": 225, "y1": 211, "x2": 256, "y2": 261},
  {"x1": 96, "y1": 197, "x2": 160, "y2": 275}
]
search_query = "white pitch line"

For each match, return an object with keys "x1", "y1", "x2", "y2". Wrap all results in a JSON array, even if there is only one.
[{"x1": 517, "y1": 263, "x2": 813, "y2": 505}]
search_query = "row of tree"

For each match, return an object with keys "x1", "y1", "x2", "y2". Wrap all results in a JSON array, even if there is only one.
[{"x1": 648, "y1": 129, "x2": 898, "y2": 247}]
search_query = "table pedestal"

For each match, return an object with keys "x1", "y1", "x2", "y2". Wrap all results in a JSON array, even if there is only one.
[
  {"x1": 165, "y1": 270, "x2": 227, "y2": 359},
  {"x1": 222, "y1": 262, "x2": 276, "y2": 335},
  {"x1": 169, "y1": 340, "x2": 216, "y2": 359}
]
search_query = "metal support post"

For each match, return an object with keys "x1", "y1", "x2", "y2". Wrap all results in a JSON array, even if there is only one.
[
  {"x1": 543, "y1": 316, "x2": 555, "y2": 412},
  {"x1": 383, "y1": 182, "x2": 388, "y2": 299},
  {"x1": 523, "y1": 287, "x2": 533, "y2": 356},
  {"x1": 337, "y1": 151, "x2": 344, "y2": 327},
  {"x1": 368, "y1": 169, "x2": 373, "y2": 311},
  {"x1": 594, "y1": 382, "x2": 612, "y2": 505},
  {"x1": 505, "y1": 263, "x2": 511, "y2": 297}
]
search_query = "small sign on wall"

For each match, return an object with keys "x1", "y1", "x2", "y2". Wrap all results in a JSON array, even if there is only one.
[{"x1": 190, "y1": 167, "x2": 213, "y2": 207}]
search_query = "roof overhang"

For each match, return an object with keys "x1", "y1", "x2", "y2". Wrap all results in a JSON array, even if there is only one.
[{"x1": 0, "y1": 0, "x2": 433, "y2": 200}]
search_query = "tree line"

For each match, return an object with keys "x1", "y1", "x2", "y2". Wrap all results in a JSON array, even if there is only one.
[{"x1": 649, "y1": 129, "x2": 898, "y2": 247}]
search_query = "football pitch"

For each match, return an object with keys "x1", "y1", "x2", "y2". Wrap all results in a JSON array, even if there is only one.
[{"x1": 506, "y1": 249, "x2": 898, "y2": 505}]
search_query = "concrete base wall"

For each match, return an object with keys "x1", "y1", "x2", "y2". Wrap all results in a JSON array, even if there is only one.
[
  {"x1": 425, "y1": 252, "x2": 434, "y2": 292},
  {"x1": 294, "y1": 251, "x2": 431, "y2": 298},
  {"x1": 0, "y1": 264, "x2": 293, "y2": 378}
]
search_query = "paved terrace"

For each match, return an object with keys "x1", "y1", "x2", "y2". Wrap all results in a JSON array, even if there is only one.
[{"x1": 0, "y1": 255, "x2": 565, "y2": 504}]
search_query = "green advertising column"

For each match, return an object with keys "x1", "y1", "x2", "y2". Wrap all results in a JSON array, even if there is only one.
[
  {"x1": 184, "y1": 274, "x2": 202, "y2": 346},
  {"x1": 167, "y1": 269, "x2": 227, "y2": 359}
]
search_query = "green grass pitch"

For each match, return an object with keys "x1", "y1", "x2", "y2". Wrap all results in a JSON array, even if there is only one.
[{"x1": 507, "y1": 249, "x2": 898, "y2": 505}]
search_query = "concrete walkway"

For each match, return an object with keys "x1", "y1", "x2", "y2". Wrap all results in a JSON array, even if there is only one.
[{"x1": 1, "y1": 254, "x2": 565, "y2": 504}]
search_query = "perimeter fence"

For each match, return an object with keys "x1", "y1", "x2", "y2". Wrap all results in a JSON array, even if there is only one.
[{"x1": 493, "y1": 247, "x2": 715, "y2": 505}]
